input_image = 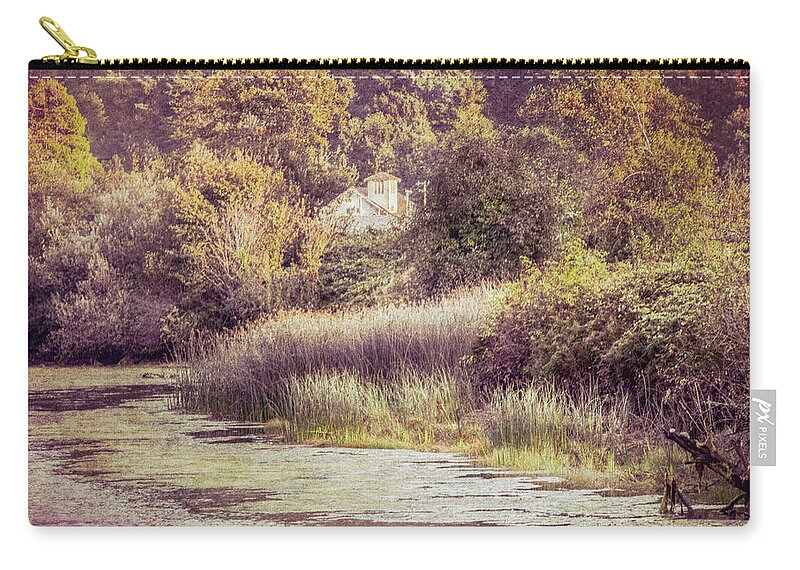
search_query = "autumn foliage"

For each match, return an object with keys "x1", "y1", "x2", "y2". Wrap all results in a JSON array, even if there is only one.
[{"x1": 28, "y1": 71, "x2": 749, "y2": 466}]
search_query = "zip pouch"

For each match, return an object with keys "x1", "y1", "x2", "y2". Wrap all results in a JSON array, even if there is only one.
[{"x1": 28, "y1": 17, "x2": 751, "y2": 527}]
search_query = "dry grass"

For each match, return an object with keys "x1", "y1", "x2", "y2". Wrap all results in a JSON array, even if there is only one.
[
  {"x1": 175, "y1": 285, "x2": 666, "y2": 489},
  {"x1": 486, "y1": 384, "x2": 628, "y2": 459},
  {"x1": 175, "y1": 286, "x2": 495, "y2": 421},
  {"x1": 481, "y1": 384, "x2": 642, "y2": 484}
]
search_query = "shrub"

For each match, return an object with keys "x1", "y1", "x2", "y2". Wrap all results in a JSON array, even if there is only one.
[
  {"x1": 476, "y1": 238, "x2": 749, "y2": 439},
  {"x1": 29, "y1": 161, "x2": 179, "y2": 362},
  {"x1": 45, "y1": 254, "x2": 169, "y2": 362},
  {"x1": 474, "y1": 240, "x2": 623, "y2": 393},
  {"x1": 317, "y1": 228, "x2": 403, "y2": 309}
]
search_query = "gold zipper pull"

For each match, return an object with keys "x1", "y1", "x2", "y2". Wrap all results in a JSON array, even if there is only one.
[{"x1": 39, "y1": 16, "x2": 99, "y2": 64}]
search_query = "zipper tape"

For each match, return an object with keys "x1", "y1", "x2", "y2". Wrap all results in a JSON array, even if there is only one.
[{"x1": 29, "y1": 57, "x2": 750, "y2": 71}]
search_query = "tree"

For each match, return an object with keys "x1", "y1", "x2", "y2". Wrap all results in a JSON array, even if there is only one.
[
  {"x1": 667, "y1": 73, "x2": 749, "y2": 168},
  {"x1": 169, "y1": 70, "x2": 357, "y2": 208},
  {"x1": 28, "y1": 79, "x2": 101, "y2": 353},
  {"x1": 407, "y1": 105, "x2": 562, "y2": 296},
  {"x1": 65, "y1": 73, "x2": 176, "y2": 164},
  {"x1": 519, "y1": 75, "x2": 718, "y2": 260},
  {"x1": 28, "y1": 79, "x2": 100, "y2": 202},
  {"x1": 407, "y1": 70, "x2": 487, "y2": 134},
  {"x1": 171, "y1": 144, "x2": 329, "y2": 328},
  {"x1": 341, "y1": 80, "x2": 437, "y2": 184},
  {"x1": 341, "y1": 71, "x2": 487, "y2": 185}
]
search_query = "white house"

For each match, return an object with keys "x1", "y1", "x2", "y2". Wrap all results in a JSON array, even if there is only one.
[{"x1": 321, "y1": 172, "x2": 416, "y2": 232}]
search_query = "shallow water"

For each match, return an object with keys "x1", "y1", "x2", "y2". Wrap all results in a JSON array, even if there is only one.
[{"x1": 28, "y1": 366, "x2": 744, "y2": 526}]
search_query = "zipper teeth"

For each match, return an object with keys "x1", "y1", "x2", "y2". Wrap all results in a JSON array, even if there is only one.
[{"x1": 30, "y1": 57, "x2": 750, "y2": 70}]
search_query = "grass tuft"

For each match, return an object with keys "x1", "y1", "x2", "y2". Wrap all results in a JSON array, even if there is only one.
[
  {"x1": 175, "y1": 286, "x2": 495, "y2": 422},
  {"x1": 175, "y1": 285, "x2": 671, "y2": 490}
]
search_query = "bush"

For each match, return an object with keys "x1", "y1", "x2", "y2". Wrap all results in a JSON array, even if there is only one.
[
  {"x1": 476, "y1": 239, "x2": 749, "y2": 438},
  {"x1": 45, "y1": 254, "x2": 170, "y2": 362},
  {"x1": 29, "y1": 162, "x2": 179, "y2": 362},
  {"x1": 317, "y1": 228, "x2": 403, "y2": 309},
  {"x1": 474, "y1": 240, "x2": 623, "y2": 393}
]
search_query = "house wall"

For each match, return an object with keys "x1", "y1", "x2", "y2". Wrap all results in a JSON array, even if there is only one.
[
  {"x1": 367, "y1": 180, "x2": 389, "y2": 210},
  {"x1": 321, "y1": 180, "x2": 408, "y2": 234},
  {"x1": 329, "y1": 190, "x2": 357, "y2": 217},
  {"x1": 388, "y1": 181, "x2": 398, "y2": 213},
  {"x1": 323, "y1": 189, "x2": 369, "y2": 221}
]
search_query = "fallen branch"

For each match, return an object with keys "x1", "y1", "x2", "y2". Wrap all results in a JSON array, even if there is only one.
[
  {"x1": 664, "y1": 428, "x2": 750, "y2": 516},
  {"x1": 660, "y1": 473, "x2": 695, "y2": 517},
  {"x1": 665, "y1": 429, "x2": 749, "y2": 493},
  {"x1": 721, "y1": 492, "x2": 749, "y2": 516}
]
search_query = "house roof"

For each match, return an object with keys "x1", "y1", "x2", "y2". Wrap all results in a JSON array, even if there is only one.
[
  {"x1": 321, "y1": 185, "x2": 414, "y2": 232},
  {"x1": 364, "y1": 171, "x2": 401, "y2": 182},
  {"x1": 348, "y1": 187, "x2": 392, "y2": 215},
  {"x1": 345, "y1": 186, "x2": 413, "y2": 217}
]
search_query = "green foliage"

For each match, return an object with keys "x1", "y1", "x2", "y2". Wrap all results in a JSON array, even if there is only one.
[
  {"x1": 340, "y1": 81, "x2": 437, "y2": 184},
  {"x1": 30, "y1": 159, "x2": 178, "y2": 362},
  {"x1": 667, "y1": 75, "x2": 749, "y2": 168},
  {"x1": 28, "y1": 68, "x2": 751, "y2": 473},
  {"x1": 407, "y1": 106, "x2": 562, "y2": 296},
  {"x1": 66, "y1": 73, "x2": 176, "y2": 163},
  {"x1": 317, "y1": 229, "x2": 404, "y2": 309},
  {"x1": 169, "y1": 70, "x2": 357, "y2": 207},
  {"x1": 607, "y1": 245, "x2": 749, "y2": 432},
  {"x1": 476, "y1": 236, "x2": 749, "y2": 437},
  {"x1": 520, "y1": 77, "x2": 718, "y2": 260},
  {"x1": 91, "y1": 159, "x2": 179, "y2": 284},
  {"x1": 45, "y1": 253, "x2": 170, "y2": 363},
  {"x1": 407, "y1": 70, "x2": 488, "y2": 133},
  {"x1": 28, "y1": 79, "x2": 100, "y2": 196},
  {"x1": 170, "y1": 144, "x2": 328, "y2": 330},
  {"x1": 474, "y1": 239, "x2": 620, "y2": 392},
  {"x1": 340, "y1": 71, "x2": 487, "y2": 184},
  {"x1": 29, "y1": 80, "x2": 99, "y2": 354}
]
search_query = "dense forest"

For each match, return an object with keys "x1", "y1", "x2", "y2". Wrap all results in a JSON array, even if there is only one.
[{"x1": 29, "y1": 69, "x2": 749, "y2": 496}]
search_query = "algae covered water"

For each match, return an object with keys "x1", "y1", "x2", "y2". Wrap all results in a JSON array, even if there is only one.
[{"x1": 28, "y1": 366, "x2": 739, "y2": 526}]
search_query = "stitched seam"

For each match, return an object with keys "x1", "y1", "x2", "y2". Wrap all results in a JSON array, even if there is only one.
[{"x1": 27, "y1": 74, "x2": 750, "y2": 81}]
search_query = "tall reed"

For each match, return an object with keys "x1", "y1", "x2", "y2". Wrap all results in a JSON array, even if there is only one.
[
  {"x1": 484, "y1": 384, "x2": 630, "y2": 474},
  {"x1": 175, "y1": 286, "x2": 496, "y2": 422},
  {"x1": 281, "y1": 368, "x2": 473, "y2": 446},
  {"x1": 173, "y1": 285, "x2": 658, "y2": 486}
]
